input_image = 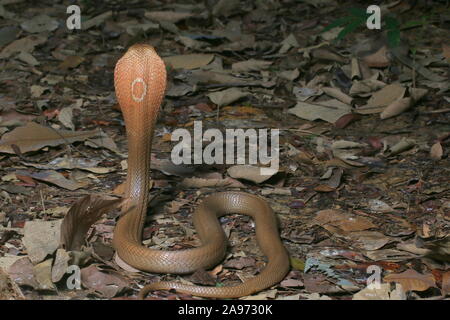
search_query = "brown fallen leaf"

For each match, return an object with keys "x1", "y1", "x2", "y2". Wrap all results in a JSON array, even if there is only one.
[
  {"x1": 163, "y1": 54, "x2": 214, "y2": 70},
  {"x1": 189, "y1": 269, "x2": 216, "y2": 286},
  {"x1": 17, "y1": 170, "x2": 83, "y2": 191},
  {"x1": 22, "y1": 220, "x2": 62, "y2": 264},
  {"x1": 60, "y1": 195, "x2": 122, "y2": 251},
  {"x1": 367, "y1": 83, "x2": 406, "y2": 108},
  {"x1": 361, "y1": 45, "x2": 391, "y2": 67},
  {"x1": 0, "y1": 35, "x2": 47, "y2": 59},
  {"x1": 442, "y1": 271, "x2": 450, "y2": 296},
  {"x1": 80, "y1": 264, "x2": 129, "y2": 298},
  {"x1": 380, "y1": 97, "x2": 413, "y2": 119},
  {"x1": 0, "y1": 268, "x2": 24, "y2": 300},
  {"x1": 224, "y1": 257, "x2": 256, "y2": 270},
  {"x1": 430, "y1": 142, "x2": 443, "y2": 160},
  {"x1": 227, "y1": 165, "x2": 277, "y2": 184},
  {"x1": 144, "y1": 11, "x2": 194, "y2": 23},
  {"x1": 232, "y1": 59, "x2": 272, "y2": 72},
  {"x1": 353, "y1": 283, "x2": 406, "y2": 300},
  {"x1": 312, "y1": 209, "x2": 376, "y2": 233},
  {"x1": 58, "y1": 55, "x2": 85, "y2": 70},
  {"x1": 33, "y1": 259, "x2": 56, "y2": 291},
  {"x1": 0, "y1": 122, "x2": 99, "y2": 154},
  {"x1": 7, "y1": 257, "x2": 39, "y2": 289},
  {"x1": 207, "y1": 88, "x2": 248, "y2": 107},
  {"x1": 180, "y1": 177, "x2": 244, "y2": 189},
  {"x1": 384, "y1": 269, "x2": 436, "y2": 292}
]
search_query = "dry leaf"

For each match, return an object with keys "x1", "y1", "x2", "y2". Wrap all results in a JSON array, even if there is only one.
[
  {"x1": 367, "y1": 83, "x2": 406, "y2": 108},
  {"x1": 180, "y1": 177, "x2": 244, "y2": 188},
  {"x1": 0, "y1": 35, "x2": 47, "y2": 59},
  {"x1": 51, "y1": 248, "x2": 70, "y2": 283},
  {"x1": 384, "y1": 269, "x2": 436, "y2": 292},
  {"x1": 353, "y1": 283, "x2": 406, "y2": 300},
  {"x1": 7, "y1": 257, "x2": 39, "y2": 289},
  {"x1": 23, "y1": 220, "x2": 62, "y2": 264},
  {"x1": 322, "y1": 87, "x2": 353, "y2": 105},
  {"x1": 163, "y1": 54, "x2": 214, "y2": 69},
  {"x1": 288, "y1": 99, "x2": 352, "y2": 123},
  {"x1": 33, "y1": 259, "x2": 56, "y2": 291},
  {"x1": 83, "y1": 11, "x2": 112, "y2": 30},
  {"x1": 60, "y1": 195, "x2": 122, "y2": 251},
  {"x1": 0, "y1": 122, "x2": 99, "y2": 154},
  {"x1": 20, "y1": 14, "x2": 58, "y2": 33},
  {"x1": 227, "y1": 165, "x2": 277, "y2": 183},
  {"x1": 312, "y1": 209, "x2": 376, "y2": 232},
  {"x1": 232, "y1": 59, "x2": 272, "y2": 72},
  {"x1": 207, "y1": 88, "x2": 248, "y2": 107},
  {"x1": 430, "y1": 142, "x2": 443, "y2": 160},
  {"x1": 442, "y1": 271, "x2": 450, "y2": 296},
  {"x1": 380, "y1": 97, "x2": 412, "y2": 119},
  {"x1": 361, "y1": 45, "x2": 391, "y2": 67},
  {"x1": 80, "y1": 264, "x2": 128, "y2": 298},
  {"x1": 145, "y1": 11, "x2": 194, "y2": 23},
  {"x1": 58, "y1": 55, "x2": 85, "y2": 70},
  {"x1": 17, "y1": 170, "x2": 83, "y2": 191}
]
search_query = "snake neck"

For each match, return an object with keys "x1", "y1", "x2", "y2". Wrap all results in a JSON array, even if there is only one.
[{"x1": 122, "y1": 126, "x2": 154, "y2": 242}]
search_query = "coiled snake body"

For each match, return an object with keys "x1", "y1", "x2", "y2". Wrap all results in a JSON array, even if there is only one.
[{"x1": 113, "y1": 44, "x2": 289, "y2": 298}]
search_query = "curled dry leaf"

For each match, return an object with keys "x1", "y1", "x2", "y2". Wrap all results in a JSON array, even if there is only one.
[
  {"x1": 322, "y1": 87, "x2": 353, "y2": 105},
  {"x1": 380, "y1": 97, "x2": 413, "y2": 119},
  {"x1": 0, "y1": 122, "x2": 99, "y2": 154},
  {"x1": 384, "y1": 269, "x2": 436, "y2": 292},
  {"x1": 350, "y1": 79, "x2": 386, "y2": 96},
  {"x1": 60, "y1": 195, "x2": 122, "y2": 251},
  {"x1": 388, "y1": 138, "x2": 416, "y2": 156}
]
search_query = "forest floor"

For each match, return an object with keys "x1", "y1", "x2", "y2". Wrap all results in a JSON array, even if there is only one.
[{"x1": 0, "y1": 0, "x2": 449, "y2": 300}]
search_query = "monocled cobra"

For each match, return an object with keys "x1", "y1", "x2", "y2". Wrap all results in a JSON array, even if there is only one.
[{"x1": 113, "y1": 44, "x2": 289, "y2": 299}]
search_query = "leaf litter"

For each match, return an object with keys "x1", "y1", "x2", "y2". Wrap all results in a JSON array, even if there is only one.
[{"x1": 0, "y1": 0, "x2": 448, "y2": 301}]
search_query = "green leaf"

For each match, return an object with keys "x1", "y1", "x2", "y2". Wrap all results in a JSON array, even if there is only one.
[
  {"x1": 348, "y1": 7, "x2": 368, "y2": 19},
  {"x1": 385, "y1": 16, "x2": 400, "y2": 30},
  {"x1": 387, "y1": 28, "x2": 400, "y2": 48},
  {"x1": 336, "y1": 18, "x2": 365, "y2": 41},
  {"x1": 401, "y1": 20, "x2": 425, "y2": 29}
]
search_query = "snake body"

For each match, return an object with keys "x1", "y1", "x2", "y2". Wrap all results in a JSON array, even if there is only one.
[{"x1": 112, "y1": 44, "x2": 289, "y2": 298}]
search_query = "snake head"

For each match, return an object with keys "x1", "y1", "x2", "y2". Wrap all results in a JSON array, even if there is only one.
[{"x1": 114, "y1": 44, "x2": 166, "y2": 135}]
